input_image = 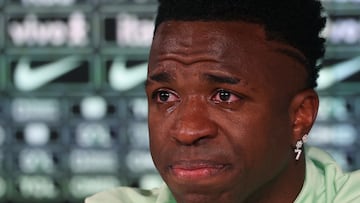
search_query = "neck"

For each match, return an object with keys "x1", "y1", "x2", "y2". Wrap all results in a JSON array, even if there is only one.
[{"x1": 244, "y1": 157, "x2": 306, "y2": 203}]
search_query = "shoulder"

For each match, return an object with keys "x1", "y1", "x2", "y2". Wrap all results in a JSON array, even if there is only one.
[
  {"x1": 298, "y1": 147, "x2": 360, "y2": 202},
  {"x1": 333, "y1": 170, "x2": 360, "y2": 202},
  {"x1": 85, "y1": 186, "x2": 161, "y2": 203}
]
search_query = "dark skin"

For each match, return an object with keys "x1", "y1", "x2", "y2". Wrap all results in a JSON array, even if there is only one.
[{"x1": 146, "y1": 21, "x2": 319, "y2": 203}]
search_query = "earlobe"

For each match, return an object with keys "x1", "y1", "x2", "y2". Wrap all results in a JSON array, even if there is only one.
[{"x1": 290, "y1": 89, "x2": 319, "y2": 142}]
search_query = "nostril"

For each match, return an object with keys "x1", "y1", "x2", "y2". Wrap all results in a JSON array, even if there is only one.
[
  {"x1": 173, "y1": 133, "x2": 211, "y2": 146},
  {"x1": 193, "y1": 136, "x2": 213, "y2": 146},
  {"x1": 171, "y1": 119, "x2": 218, "y2": 146}
]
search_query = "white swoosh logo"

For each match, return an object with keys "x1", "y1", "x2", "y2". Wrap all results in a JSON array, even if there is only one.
[
  {"x1": 14, "y1": 56, "x2": 82, "y2": 91},
  {"x1": 109, "y1": 57, "x2": 148, "y2": 91},
  {"x1": 317, "y1": 56, "x2": 360, "y2": 90}
]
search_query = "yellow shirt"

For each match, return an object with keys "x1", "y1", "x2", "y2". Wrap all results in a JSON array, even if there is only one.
[{"x1": 85, "y1": 147, "x2": 360, "y2": 203}]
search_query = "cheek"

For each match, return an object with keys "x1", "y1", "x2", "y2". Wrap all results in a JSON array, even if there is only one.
[
  {"x1": 221, "y1": 109, "x2": 292, "y2": 187},
  {"x1": 148, "y1": 111, "x2": 170, "y2": 163},
  {"x1": 148, "y1": 115, "x2": 163, "y2": 149},
  {"x1": 222, "y1": 104, "x2": 292, "y2": 163},
  {"x1": 247, "y1": 109, "x2": 292, "y2": 168}
]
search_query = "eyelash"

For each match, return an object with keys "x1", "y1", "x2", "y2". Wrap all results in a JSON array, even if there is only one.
[
  {"x1": 151, "y1": 89, "x2": 243, "y2": 104},
  {"x1": 151, "y1": 89, "x2": 180, "y2": 103},
  {"x1": 210, "y1": 89, "x2": 243, "y2": 104}
]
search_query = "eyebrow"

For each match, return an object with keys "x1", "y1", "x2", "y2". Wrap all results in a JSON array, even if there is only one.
[
  {"x1": 146, "y1": 72, "x2": 173, "y2": 86},
  {"x1": 145, "y1": 71, "x2": 241, "y2": 87},
  {"x1": 202, "y1": 73, "x2": 240, "y2": 85}
]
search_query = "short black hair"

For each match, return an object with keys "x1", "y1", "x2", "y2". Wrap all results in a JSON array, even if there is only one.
[{"x1": 154, "y1": 0, "x2": 327, "y2": 88}]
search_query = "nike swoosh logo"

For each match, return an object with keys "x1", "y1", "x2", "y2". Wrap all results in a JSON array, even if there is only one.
[
  {"x1": 317, "y1": 56, "x2": 360, "y2": 90},
  {"x1": 109, "y1": 57, "x2": 148, "y2": 91},
  {"x1": 14, "y1": 56, "x2": 82, "y2": 91}
]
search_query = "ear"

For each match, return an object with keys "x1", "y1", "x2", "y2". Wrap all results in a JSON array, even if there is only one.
[{"x1": 290, "y1": 89, "x2": 319, "y2": 143}]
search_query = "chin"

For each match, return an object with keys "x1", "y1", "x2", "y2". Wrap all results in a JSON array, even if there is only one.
[{"x1": 165, "y1": 173, "x2": 240, "y2": 202}]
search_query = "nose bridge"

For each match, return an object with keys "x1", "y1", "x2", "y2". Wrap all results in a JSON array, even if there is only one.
[{"x1": 171, "y1": 95, "x2": 217, "y2": 145}]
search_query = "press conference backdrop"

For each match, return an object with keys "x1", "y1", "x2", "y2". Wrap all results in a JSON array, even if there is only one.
[{"x1": 0, "y1": 0, "x2": 359, "y2": 202}]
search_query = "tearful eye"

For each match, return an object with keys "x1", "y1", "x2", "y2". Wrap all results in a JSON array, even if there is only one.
[
  {"x1": 159, "y1": 91, "x2": 170, "y2": 102},
  {"x1": 211, "y1": 89, "x2": 241, "y2": 103},
  {"x1": 219, "y1": 91, "x2": 231, "y2": 101},
  {"x1": 152, "y1": 90, "x2": 179, "y2": 103}
]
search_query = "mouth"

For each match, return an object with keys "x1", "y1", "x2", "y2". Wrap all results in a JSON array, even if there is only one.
[{"x1": 169, "y1": 160, "x2": 230, "y2": 180}]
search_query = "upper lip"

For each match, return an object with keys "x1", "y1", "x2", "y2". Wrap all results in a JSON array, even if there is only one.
[{"x1": 169, "y1": 160, "x2": 229, "y2": 170}]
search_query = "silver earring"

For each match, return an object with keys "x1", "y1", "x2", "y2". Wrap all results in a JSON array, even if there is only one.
[{"x1": 294, "y1": 134, "x2": 308, "y2": 161}]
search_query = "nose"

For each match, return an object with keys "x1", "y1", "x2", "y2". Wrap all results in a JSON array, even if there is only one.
[{"x1": 170, "y1": 96, "x2": 217, "y2": 146}]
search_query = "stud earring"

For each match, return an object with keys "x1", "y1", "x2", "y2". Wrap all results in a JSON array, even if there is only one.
[{"x1": 294, "y1": 134, "x2": 308, "y2": 161}]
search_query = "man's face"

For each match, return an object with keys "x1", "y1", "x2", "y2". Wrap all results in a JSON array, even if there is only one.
[{"x1": 146, "y1": 21, "x2": 308, "y2": 203}]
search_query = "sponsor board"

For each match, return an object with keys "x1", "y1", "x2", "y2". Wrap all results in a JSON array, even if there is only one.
[
  {"x1": 7, "y1": 11, "x2": 90, "y2": 47},
  {"x1": 10, "y1": 0, "x2": 89, "y2": 7},
  {"x1": 102, "y1": 12, "x2": 155, "y2": 47},
  {"x1": 325, "y1": 18, "x2": 360, "y2": 45},
  {"x1": 9, "y1": 55, "x2": 92, "y2": 92}
]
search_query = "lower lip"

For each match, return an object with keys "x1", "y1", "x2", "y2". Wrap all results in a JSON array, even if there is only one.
[{"x1": 170, "y1": 165, "x2": 227, "y2": 180}]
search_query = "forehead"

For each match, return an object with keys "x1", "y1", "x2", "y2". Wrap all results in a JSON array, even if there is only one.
[
  {"x1": 150, "y1": 21, "x2": 306, "y2": 66},
  {"x1": 152, "y1": 21, "x2": 269, "y2": 58},
  {"x1": 148, "y1": 21, "x2": 307, "y2": 94}
]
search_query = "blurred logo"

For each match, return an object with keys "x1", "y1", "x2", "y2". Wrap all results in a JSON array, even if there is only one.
[
  {"x1": 116, "y1": 14, "x2": 154, "y2": 47},
  {"x1": 128, "y1": 122, "x2": 149, "y2": 148},
  {"x1": 0, "y1": 177, "x2": 6, "y2": 198},
  {"x1": 24, "y1": 122, "x2": 50, "y2": 146},
  {"x1": 322, "y1": 0, "x2": 360, "y2": 3},
  {"x1": 18, "y1": 175, "x2": 59, "y2": 199},
  {"x1": 317, "y1": 56, "x2": 360, "y2": 89},
  {"x1": 310, "y1": 124, "x2": 357, "y2": 147},
  {"x1": 69, "y1": 176, "x2": 120, "y2": 199},
  {"x1": 80, "y1": 96, "x2": 108, "y2": 120},
  {"x1": 324, "y1": 19, "x2": 360, "y2": 44},
  {"x1": 317, "y1": 97, "x2": 350, "y2": 121},
  {"x1": 8, "y1": 11, "x2": 88, "y2": 47},
  {"x1": 109, "y1": 57, "x2": 148, "y2": 91},
  {"x1": 14, "y1": 56, "x2": 82, "y2": 91},
  {"x1": 21, "y1": 0, "x2": 75, "y2": 6},
  {"x1": 76, "y1": 123, "x2": 111, "y2": 148},
  {"x1": 19, "y1": 149, "x2": 55, "y2": 173},
  {"x1": 69, "y1": 149, "x2": 118, "y2": 173},
  {"x1": 128, "y1": 98, "x2": 148, "y2": 119},
  {"x1": 0, "y1": 125, "x2": 6, "y2": 146},
  {"x1": 11, "y1": 98, "x2": 60, "y2": 122},
  {"x1": 126, "y1": 150, "x2": 157, "y2": 174}
]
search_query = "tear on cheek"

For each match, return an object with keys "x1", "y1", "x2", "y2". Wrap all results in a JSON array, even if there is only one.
[{"x1": 166, "y1": 104, "x2": 177, "y2": 113}]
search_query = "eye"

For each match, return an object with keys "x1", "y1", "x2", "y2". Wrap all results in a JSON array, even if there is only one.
[
  {"x1": 211, "y1": 89, "x2": 242, "y2": 103},
  {"x1": 152, "y1": 90, "x2": 180, "y2": 103}
]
